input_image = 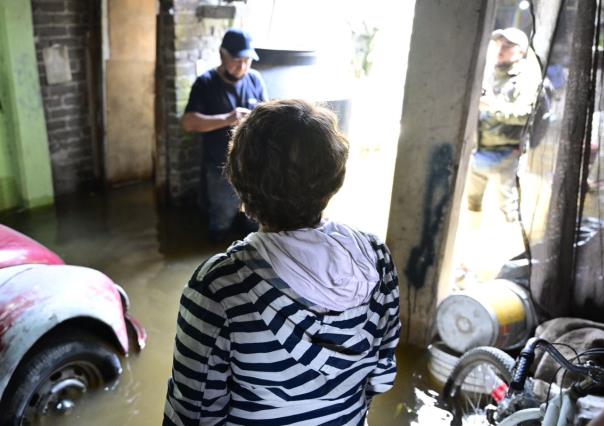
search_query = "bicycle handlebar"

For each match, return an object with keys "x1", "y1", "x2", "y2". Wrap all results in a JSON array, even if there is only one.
[{"x1": 509, "y1": 338, "x2": 603, "y2": 393}]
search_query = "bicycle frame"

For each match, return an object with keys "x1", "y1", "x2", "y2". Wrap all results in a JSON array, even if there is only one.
[
  {"x1": 497, "y1": 386, "x2": 577, "y2": 425},
  {"x1": 443, "y1": 338, "x2": 604, "y2": 425}
]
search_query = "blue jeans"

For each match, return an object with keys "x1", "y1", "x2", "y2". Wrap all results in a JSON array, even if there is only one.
[
  {"x1": 467, "y1": 148, "x2": 520, "y2": 218},
  {"x1": 204, "y1": 164, "x2": 240, "y2": 236}
]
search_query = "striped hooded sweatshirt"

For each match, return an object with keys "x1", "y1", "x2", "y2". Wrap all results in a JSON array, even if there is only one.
[{"x1": 164, "y1": 222, "x2": 401, "y2": 426}]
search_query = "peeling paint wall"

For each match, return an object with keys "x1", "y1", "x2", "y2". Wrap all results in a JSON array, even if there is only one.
[
  {"x1": 0, "y1": 18, "x2": 19, "y2": 209},
  {"x1": 0, "y1": 0, "x2": 54, "y2": 211}
]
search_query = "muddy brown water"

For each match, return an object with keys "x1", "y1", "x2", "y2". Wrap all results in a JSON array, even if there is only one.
[{"x1": 1, "y1": 184, "x2": 451, "y2": 425}]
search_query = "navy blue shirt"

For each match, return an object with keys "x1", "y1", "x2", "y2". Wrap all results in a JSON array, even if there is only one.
[{"x1": 184, "y1": 68, "x2": 268, "y2": 166}]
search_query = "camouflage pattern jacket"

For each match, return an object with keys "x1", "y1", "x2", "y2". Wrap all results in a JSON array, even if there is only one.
[{"x1": 479, "y1": 57, "x2": 542, "y2": 150}]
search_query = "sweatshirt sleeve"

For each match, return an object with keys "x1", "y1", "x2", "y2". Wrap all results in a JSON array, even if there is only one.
[
  {"x1": 366, "y1": 241, "x2": 401, "y2": 400},
  {"x1": 164, "y1": 269, "x2": 231, "y2": 425}
]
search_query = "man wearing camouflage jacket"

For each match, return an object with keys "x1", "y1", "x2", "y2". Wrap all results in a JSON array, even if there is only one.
[{"x1": 467, "y1": 27, "x2": 542, "y2": 222}]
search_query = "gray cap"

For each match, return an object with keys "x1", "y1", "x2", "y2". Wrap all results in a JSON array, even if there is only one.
[{"x1": 492, "y1": 28, "x2": 529, "y2": 52}]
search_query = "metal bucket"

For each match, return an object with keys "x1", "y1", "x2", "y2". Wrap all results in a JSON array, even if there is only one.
[{"x1": 436, "y1": 279, "x2": 537, "y2": 353}]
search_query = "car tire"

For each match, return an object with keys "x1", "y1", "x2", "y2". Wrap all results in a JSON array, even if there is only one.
[{"x1": 0, "y1": 331, "x2": 122, "y2": 426}]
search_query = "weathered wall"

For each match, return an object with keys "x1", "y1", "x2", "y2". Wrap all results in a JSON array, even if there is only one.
[
  {"x1": 0, "y1": 0, "x2": 54, "y2": 211},
  {"x1": 157, "y1": 0, "x2": 241, "y2": 203},
  {"x1": 31, "y1": 0, "x2": 96, "y2": 196},
  {"x1": 386, "y1": 0, "x2": 495, "y2": 346},
  {"x1": 105, "y1": 0, "x2": 156, "y2": 184},
  {"x1": 532, "y1": 0, "x2": 597, "y2": 319},
  {"x1": 0, "y1": 21, "x2": 18, "y2": 209}
]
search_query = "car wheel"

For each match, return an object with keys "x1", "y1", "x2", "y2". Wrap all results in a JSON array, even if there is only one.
[{"x1": 0, "y1": 332, "x2": 122, "y2": 426}]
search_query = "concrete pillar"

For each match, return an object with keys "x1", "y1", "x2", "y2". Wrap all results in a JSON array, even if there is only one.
[
  {"x1": 0, "y1": 0, "x2": 54, "y2": 211},
  {"x1": 386, "y1": 0, "x2": 495, "y2": 346}
]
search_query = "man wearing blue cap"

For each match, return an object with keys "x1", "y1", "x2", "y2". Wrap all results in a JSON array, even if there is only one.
[{"x1": 182, "y1": 28, "x2": 268, "y2": 242}]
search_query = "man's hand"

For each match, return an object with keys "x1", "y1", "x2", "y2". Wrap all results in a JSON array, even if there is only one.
[
  {"x1": 228, "y1": 107, "x2": 251, "y2": 125},
  {"x1": 181, "y1": 107, "x2": 251, "y2": 133}
]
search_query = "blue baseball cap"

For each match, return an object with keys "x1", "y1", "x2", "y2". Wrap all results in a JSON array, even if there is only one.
[{"x1": 221, "y1": 28, "x2": 259, "y2": 61}]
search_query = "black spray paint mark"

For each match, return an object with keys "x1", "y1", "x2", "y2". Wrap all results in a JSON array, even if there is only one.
[{"x1": 404, "y1": 144, "x2": 453, "y2": 290}]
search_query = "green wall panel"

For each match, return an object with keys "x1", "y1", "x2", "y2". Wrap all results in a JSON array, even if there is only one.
[{"x1": 0, "y1": 0, "x2": 54, "y2": 211}]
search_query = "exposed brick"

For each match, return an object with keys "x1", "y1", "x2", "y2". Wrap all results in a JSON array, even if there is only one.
[
  {"x1": 43, "y1": 95, "x2": 62, "y2": 109},
  {"x1": 197, "y1": 5, "x2": 236, "y2": 20},
  {"x1": 68, "y1": 60, "x2": 80, "y2": 73},
  {"x1": 32, "y1": 1, "x2": 66, "y2": 13},
  {"x1": 55, "y1": 37, "x2": 84, "y2": 48},
  {"x1": 34, "y1": 25, "x2": 68, "y2": 37},
  {"x1": 49, "y1": 128, "x2": 83, "y2": 141},
  {"x1": 66, "y1": 25, "x2": 87, "y2": 37},
  {"x1": 174, "y1": 38, "x2": 201, "y2": 51},
  {"x1": 33, "y1": 12, "x2": 79, "y2": 25},
  {"x1": 45, "y1": 119, "x2": 68, "y2": 132},
  {"x1": 61, "y1": 94, "x2": 85, "y2": 107},
  {"x1": 64, "y1": 0, "x2": 89, "y2": 12},
  {"x1": 174, "y1": 11, "x2": 197, "y2": 24},
  {"x1": 174, "y1": 0, "x2": 199, "y2": 10},
  {"x1": 42, "y1": 83, "x2": 78, "y2": 96},
  {"x1": 65, "y1": 116, "x2": 88, "y2": 129},
  {"x1": 71, "y1": 71, "x2": 86, "y2": 81}
]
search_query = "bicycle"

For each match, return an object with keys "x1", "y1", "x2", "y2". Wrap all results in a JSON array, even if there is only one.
[{"x1": 442, "y1": 337, "x2": 604, "y2": 425}]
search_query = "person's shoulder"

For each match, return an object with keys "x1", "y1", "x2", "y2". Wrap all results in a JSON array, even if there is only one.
[
  {"x1": 352, "y1": 229, "x2": 398, "y2": 288},
  {"x1": 188, "y1": 251, "x2": 235, "y2": 291},
  {"x1": 192, "y1": 68, "x2": 218, "y2": 86},
  {"x1": 351, "y1": 226, "x2": 386, "y2": 253},
  {"x1": 247, "y1": 68, "x2": 265, "y2": 83},
  {"x1": 187, "y1": 243, "x2": 254, "y2": 300}
]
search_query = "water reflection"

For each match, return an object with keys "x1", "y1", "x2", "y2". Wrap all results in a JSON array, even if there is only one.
[{"x1": 0, "y1": 184, "x2": 448, "y2": 425}]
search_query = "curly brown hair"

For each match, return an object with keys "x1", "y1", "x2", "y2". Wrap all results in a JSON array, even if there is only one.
[{"x1": 226, "y1": 99, "x2": 349, "y2": 231}]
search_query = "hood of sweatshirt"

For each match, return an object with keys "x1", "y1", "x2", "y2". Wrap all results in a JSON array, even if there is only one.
[
  {"x1": 244, "y1": 220, "x2": 380, "y2": 312},
  {"x1": 222, "y1": 222, "x2": 398, "y2": 378},
  {"x1": 227, "y1": 225, "x2": 395, "y2": 379}
]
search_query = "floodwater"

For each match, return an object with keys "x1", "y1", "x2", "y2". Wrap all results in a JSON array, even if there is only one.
[{"x1": 0, "y1": 183, "x2": 451, "y2": 426}]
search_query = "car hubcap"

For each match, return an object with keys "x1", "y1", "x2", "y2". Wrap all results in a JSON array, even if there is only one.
[{"x1": 22, "y1": 361, "x2": 102, "y2": 423}]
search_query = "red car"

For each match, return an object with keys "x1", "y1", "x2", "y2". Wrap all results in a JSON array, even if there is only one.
[{"x1": 0, "y1": 224, "x2": 146, "y2": 424}]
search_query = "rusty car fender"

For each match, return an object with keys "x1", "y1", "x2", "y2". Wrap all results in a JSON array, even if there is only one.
[{"x1": 0, "y1": 264, "x2": 129, "y2": 402}]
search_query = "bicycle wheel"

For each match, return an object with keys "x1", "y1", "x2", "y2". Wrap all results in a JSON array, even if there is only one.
[{"x1": 443, "y1": 346, "x2": 515, "y2": 425}]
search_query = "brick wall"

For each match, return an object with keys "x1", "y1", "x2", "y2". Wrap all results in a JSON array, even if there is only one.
[
  {"x1": 31, "y1": 0, "x2": 96, "y2": 196},
  {"x1": 157, "y1": 0, "x2": 240, "y2": 204}
]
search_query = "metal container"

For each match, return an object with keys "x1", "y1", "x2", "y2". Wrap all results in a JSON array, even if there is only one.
[{"x1": 436, "y1": 279, "x2": 537, "y2": 353}]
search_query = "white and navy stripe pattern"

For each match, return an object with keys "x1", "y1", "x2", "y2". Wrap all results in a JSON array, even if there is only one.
[{"x1": 164, "y1": 234, "x2": 400, "y2": 426}]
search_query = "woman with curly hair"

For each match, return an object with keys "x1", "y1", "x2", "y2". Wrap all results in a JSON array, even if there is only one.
[{"x1": 164, "y1": 99, "x2": 401, "y2": 425}]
